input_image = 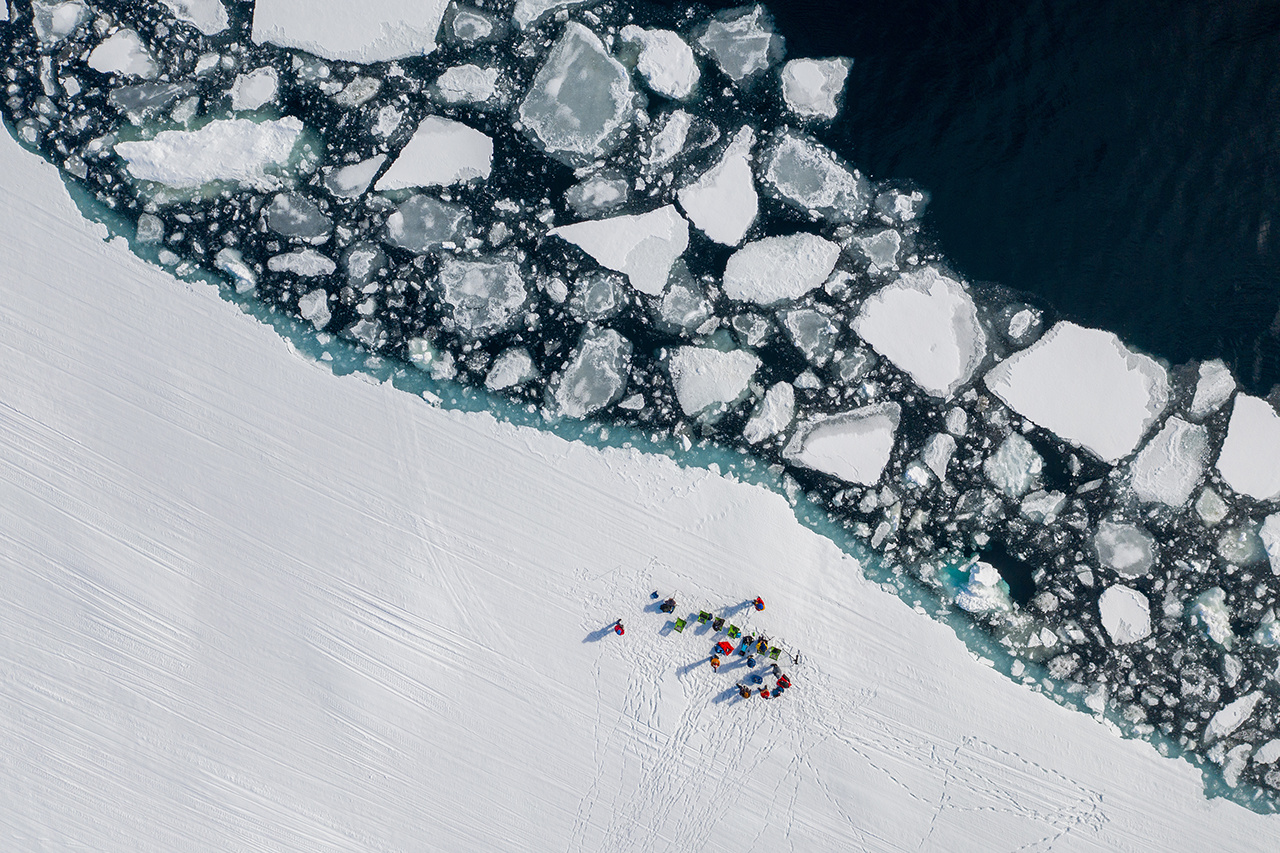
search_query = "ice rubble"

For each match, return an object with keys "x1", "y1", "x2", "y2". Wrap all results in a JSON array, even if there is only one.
[
  {"x1": 1098, "y1": 585, "x2": 1151, "y2": 644},
  {"x1": 722, "y1": 233, "x2": 840, "y2": 305},
  {"x1": 984, "y1": 322, "x2": 1169, "y2": 463},
  {"x1": 853, "y1": 267, "x2": 987, "y2": 399},
  {"x1": 1216, "y1": 395, "x2": 1280, "y2": 501},
  {"x1": 252, "y1": 0, "x2": 451, "y2": 62},
  {"x1": 696, "y1": 5, "x2": 784, "y2": 84},
  {"x1": 114, "y1": 118, "x2": 303, "y2": 191},
  {"x1": 667, "y1": 347, "x2": 760, "y2": 417},
  {"x1": 230, "y1": 67, "x2": 279, "y2": 112},
  {"x1": 783, "y1": 404, "x2": 900, "y2": 486},
  {"x1": 620, "y1": 26, "x2": 699, "y2": 100},
  {"x1": 677, "y1": 126, "x2": 758, "y2": 245},
  {"x1": 267, "y1": 249, "x2": 335, "y2": 277},
  {"x1": 1191, "y1": 587, "x2": 1234, "y2": 648},
  {"x1": 375, "y1": 117, "x2": 493, "y2": 190},
  {"x1": 550, "y1": 206, "x2": 689, "y2": 297},
  {"x1": 88, "y1": 29, "x2": 157, "y2": 80},
  {"x1": 1128, "y1": 417, "x2": 1208, "y2": 507},
  {"x1": 955, "y1": 561, "x2": 1013, "y2": 615},
  {"x1": 984, "y1": 433, "x2": 1042, "y2": 499},
  {"x1": 161, "y1": 0, "x2": 228, "y2": 35},
  {"x1": 433, "y1": 64, "x2": 500, "y2": 105},
  {"x1": 779, "y1": 58, "x2": 852, "y2": 120}
]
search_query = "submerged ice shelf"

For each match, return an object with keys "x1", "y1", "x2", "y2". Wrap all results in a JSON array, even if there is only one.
[{"x1": 5, "y1": 0, "x2": 1280, "y2": 808}]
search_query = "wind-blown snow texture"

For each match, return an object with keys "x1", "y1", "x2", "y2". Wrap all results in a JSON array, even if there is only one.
[{"x1": 4, "y1": 0, "x2": 1280, "y2": 818}]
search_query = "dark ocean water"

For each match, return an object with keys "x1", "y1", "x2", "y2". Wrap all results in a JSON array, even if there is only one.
[{"x1": 719, "y1": 0, "x2": 1280, "y2": 394}]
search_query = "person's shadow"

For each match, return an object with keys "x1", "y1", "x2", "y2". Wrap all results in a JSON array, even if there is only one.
[
  {"x1": 583, "y1": 623, "x2": 618, "y2": 643},
  {"x1": 712, "y1": 686, "x2": 745, "y2": 704}
]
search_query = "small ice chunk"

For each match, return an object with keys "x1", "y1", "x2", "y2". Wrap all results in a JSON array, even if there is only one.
[
  {"x1": 1005, "y1": 308, "x2": 1042, "y2": 346},
  {"x1": 114, "y1": 118, "x2": 303, "y2": 191},
  {"x1": 135, "y1": 214, "x2": 163, "y2": 244},
  {"x1": 1196, "y1": 488, "x2": 1229, "y2": 526},
  {"x1": 620, "y1": 26, "x2": 700, "y2": 100},
  {"x1": 161, "y1": 0, "x2": 229, "y2": 35},
  {"x1": 1205, "y1": 692, "x2": 1263, "y2": 743},
  {"x1": 945, "y1": 407, "x2": 969, "y2": 436},
  {"x1": 922, "y1": 433, "x2": 957, "y2": 482},
  {"x1": 109, "y1": 82, "x2": 193, "y2": 124},
  {"x1": 433, "y1": 64, "x2": 500, "y2": 105},
  {"x1": 438, "y1": 257, "x2": 528, "y2": 338},
  {"x1": 485, "y1": 348, "x2": 538, "y2": 391},
  {"x1": 230, "y1": 67, "x2": 279, "y2": 111},
  {"x1": 376, "y1": 116, "x2": 492, "y2": 190},
  {"x1": 214, "y1": 248, "x2": 256, "y2": 293},
  {"x1": 567, "y1": 273, "x2": 622, "y2": 322},
  {"x1": 1255, "y1": 739, "x2": 1280, "y2": 765},
  {"x1": 984, "y1": 322, "x2": 1170, "y2": 464},
  {"x1": 779, "y1": 57, "x2": 851, "y2": 120},
  {"x1": 88, "y1": 29, "x2": 158, "y2": 80},
  {"x1": 1262, "y1": 514, "x2": 1280, "y2": 575},
  {"x1": 667, "y1": 346, "x2": 760, "y2": 417},
  {"x1": 760, "y1": 131, "x2": 870, "y2": 224},
  {"x1": 565, "y1": 172, "x2": 629, "y2": 217},
  {"x1": 264, "y1": 193, "x2": 332, "y2": 241},
  {"x1": 696, "y1": 5, "x2": 784, "y2": 84},
  {"x1": 268, "y1": 249, "x2": 336, "y2": 276},
  {"x1": 447, "y1": 6, "x2": 500, "y2": 43},
  {"x1": 1098, "y1": 585, "x2": 1151, "y2": 644},
  {"x1": 646, "y1": 110, "x2": 693, "y2": 168},
  {"x1": 1190, "y1": 359, "x2": 1236, "y2": 419},
  {"x1": 778, "y1": 307, "x2": 837, "y2": 366},
  {"x1": 1223, "y1": 744, "x2": 1252, "y2": 788},
  {"x1": 1129, "y1": 417, "x2": 1208, "y2": 507},
  {"x1": 1093, "y1": 521, "x2": 1156, "y2": 578},
  {"x1": 651, "y1": 265, "x2": 712, "y2": 336},
  {"x1": 252, "y1": 0, "x2": 450, "y2": 62},
  {"x1": 850, "y1": 228, "x2": 902, "y2": 273},
  {"x1": 722, "y1": 233, "x2": 840, "y2": 305},
  {"x1": 518, "y1": 22, "x2": 637, "y2": 165},
  {"x1": 548, "y1": 326, "x2": 633, "y2": 419},
  {"x1": 743, "y1": 382, "x2": 794, "y2": 444},
  {"x1": 1191, "y1": 587, "x2": 1234, "y2": 648},
  {"x1": 550, "y1": 205, "x2": 689, "y2": 297},
  {"x1": 677, "y1": 126, "x2": 758, "y2": 246},
  {"x1": 875, "y1": 188, "x2": 929, "y2": 223},
  {"x1": 512, "y1": 0, "x2": 596, "y2": 29},
  {"x1": 323, "y1": 155, "x2": 387, "y2": 199},
  {"x1": 297, "y1": 289, "x2": 331, "y2": 330},
  {"x1": 783, "y1": 403, "x2": 901, "y2": 486},
  {"x1": 1216, "y1": 395, "x2": 1280, "y2": 501},
  {"x1": 1021, "y1": 490, "x2": 1066, "y2": 524},
  {"x1": 382, "y1": 195, "x2": 472, "y2": 253},
  {"x1": 853, "y1": 267, "x2": 987, "y2": 399},
  {"x1": 984, "y1": 433, "x2": 1043, "y2": 499},
  {"x1": 344, "y1": 243, "x2": 386, "y2": 287},
  {"x1": 955, "y1": 561, "x2": 1013, "y2": 615},
  {"x1": 33, "y1": 1, "x2": 88, "y2": 45}
]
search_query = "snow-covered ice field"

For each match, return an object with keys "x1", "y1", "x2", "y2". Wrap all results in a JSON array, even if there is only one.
[{"x1": 3, "y1": 105, "x2": 1279, "y2": 851}]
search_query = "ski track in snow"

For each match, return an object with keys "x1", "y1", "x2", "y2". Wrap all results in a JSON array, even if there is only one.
[{"x1": 2, "y1": 123, "x2": 1279, "y2": 848}]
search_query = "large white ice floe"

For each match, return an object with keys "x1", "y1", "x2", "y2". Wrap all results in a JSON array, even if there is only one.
[
  {"x1": 779, "y1": 57, "x2": 851, "y2": 120},
  {"x1": 114, "y1": 117, "x2": 303, "y2": 191},
  {"x1": 88, "y1": 29, "x2": 158, "y2": 79},
  {"x1": 1098, "y1": 584, "x2": 1151, "y2": 644},
  {"x1": 1128, "y1": 417, "x2": 1208, "y2": 507},
  {"x1": 984, "y1": 433, "x2": 1043, "y2": 499},
  {"x1": 1093, "y1": 521, "x2": 1156, "y2": 578},
  {"x1": 742, "y1": 381, "x2": 794, "y2": 443},
  {"x1": 550, "y1": 205, "x2": 689, "y2": 297},
  {"x1": 229, "y1": 67, "x2": 279, "y2": 112},
  {"x1": 955, "y1": 561, "x2": 1013, "y2": 615},
  {"x1": 620, "y1": 26, "x2": 700, "y2": 100},
  {"x1": 666, "y1": 346, "x2": 760, "y2": 417},
  {"x1": 984, "y1": 322, "x2": 1170, "y2": 464},
  {"x1": 1205, "y1": 692, "x2": 1264, "y2": 743},
  {"x1": 782, "y1": 403, "x2": 901, "y2": 486},
  {"x1": 853, "y1": 267, "x2": 987, "y2": 399},
  {"x1": 32, "y1": 0, "x2": 87, "y2": 44},
  {"x1": 677, "y1": 126, "x2": 758, "y2": 245},
  {"x1": 696, "y1": 4, "x2": 784, "y2": 84},
  {"x1": 252, "y1": 0, "x2": 450, "y2": 62},
  {"x1": 722, "y1": 233, "x2": 840, "y2": 305},
  {"x1": 547, "y1": 326, "x2": 632, "y2": 419},
  {"x1": 161, "y1": 0, "x2": 228, "y2": 35},
  {"x1": 518, "y1": 22, "x2": 637, "y2": 165},
  {"x1": 760, "y1": 130, "x2": 870, "y2": 223},
  {"x1": 1216, "y1": 395, "x2": 1280, "y2": 501},
  {"x1": 1190, "y1": 358, "x2": 1237, "y2": 419},
  {"x1": 437, "y1": 257, "x2": 528, "y2": 338},
  {"x1": 375, "y1": 116, "x2": 493, "y2": 190}
]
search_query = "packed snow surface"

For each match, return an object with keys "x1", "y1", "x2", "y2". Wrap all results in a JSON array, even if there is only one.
[
  {"x1": 779, "y1": 57, "x2": 852, "y2": 120},
  {"x1": 87, "y1": 29, "x2": 157, "y2": 79},
  {"x1": 783, "y1": 403, "x2": 901, "y2": 486},
  {"x1": 667, "y1": 346, "x2": 760, "y2": 417},
  {"x1": 722, "y1": 233, "x2": 840, "y2": 305},
  {"x1": 1216, "y1": 395, "x2": 1280, "y2": 501},
  {"x1": 4, "y1": 132, "x2": 1280, "y2": 849},
  {"x1": 160, "y1": 0, "x2": 228, "y2": 35},
  {"x1": 374, "y1": 116, "x2": 493, "y2": 190},
  {"x1": 677, "y1": 126, "x2": 758, "y2": 245},
  {"x1": 853, "y1": 267, "x2": 987, "y2": 399},
  {"x1": 550, "y1": 205, "x2": 689, "y2": 296},
  {"x1": 1129, "y1": 417, "x2": 1208, "y2": 507},
  {"x1": 113, "y1": 117, "x2": 303, "y2": 191},
  {"x1": 1098, "y1": 585, "x2": 1152, "y2": 644},
  {"x1": 984, "y1": 322, "x2": 1170, "y2": 464},
  {"x1": 252, "y1": 0, "x2": 451, "y2": 62},
  {"x1": 620, "y1": 26, "x2": 699, "y2": 99}
]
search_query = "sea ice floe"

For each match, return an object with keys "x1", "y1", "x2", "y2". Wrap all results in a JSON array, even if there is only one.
[
  {"x1": 512, "y1": 0, "x2": 594, "y2": 29},
  {"x1": 1093, "y1": 521, "x2": 1156, "y2": 578},
  {"x1": 984, "y1": 433, "x2": 1043, "y2": 499},
  {"x1": 32, "y1": 0, "x2": 87, "y2": 45},
  {"x1": 213, "y1": 248, "x2": 255, "y2": 293},
  {"x1": 252, "y1": 0, "x2": 451, "y2": 62},
  {"x1": 1128, "y1": 417, "x2": 1208, "y2": 507},
  {"x1": 696, "y1": 5, "x2": 784, "y2": 84},
  {"x1": 1098, "y1": 584, "x2": 1151, "y2": 644},
  {"x1": 922, "y1": 433, "x2": 956, "y2": 482},
  {"x1": 645, "y1": 110, "x2": 693, "y2": 169},
  {"x1": 438, "y1": 257, "x2": 528, "y2": 338},
  {"x1": 1205, "y1": 692, "x2": 1263, "y2": 743},
  {"x1": 88, "y1": 29, "x2": 158, "y2": 80},
  {"x1": 620, "y1": 26, "x2": 700, "y2": 100},
  {"x1": 161, "y1": 0, "x2": 229, "y2": 35},
  {"x1": 667, "y1": 346, "x2": 760, "y2": 417},
  {"x1": 1215, "y1": 395, "x2": 1280, "y2": 501},
  {"x1": 955, "y1": 561, "x2": 1013, "y2": 615},
  {"x1": 114, "y1": 117, "x2": 303, "y2": 191},
  {"x1": 485, "y1": 348, "x2": 538, "y2": 391},
  {"x1": 853, "y1": 267, "x2": 987, "y2": 399},
  {"x1": 565, "y1": 172, "x2": 629, "y2": 217},
  {"x1": 650, "y1": 265, "x2": 712, "y2": 335},
  {"x1": 1262, "y1": 514, "x2": 1280, "y2": 575},
  {"x1": 547, "y1": 326, "x2": 633, "y2": 419},
  {"x1": 760, "y1": 131, "x2": 870, "y2": 224},
  {"x1": 375, "y1": 117, "x2": 492, "y2": 190},
  {"x1": 108, "y1": 82, "x2": 193, "y2": 124},
  {"x1": 722, "y1": 233, "x2": 840, "y2": 305},
  {"x1": 1190, "y1": 358, "x2": 1237, "y2": 419},
  {"x1": 382, "y1": 195, "x2": 472, "y2": 253},
  {"x1": 779, "y1": 57, "x2": 852, "y2": 120},
  {"x1": 230, "y1": 67, "x2": 279, "y2": 112},
  {"x1": 1196, "y1": 488, "x2": 1229, "y2": 526},
  {"x1": 782, "y1": 403, "x2": 901, "y2": 486},
  {"x1": 677, "y1": 126, "x2": 758, "y2": 246},
  {"x1": 984, "y1": 322, "x2": 1169, "y2": 464},
  {"x1": 742, "y1": 381, "x2": 794, "y2": 443},
  {"x1": 550, "y1": 205, "x2": 689, "y2": 297},
  {"x1": 433, "y1": 64, "x2": 500, "y2": 105},
  {"x1": 1191, "y1": 587, "x2": 1234, "y2": 648},
  {"x1": 518, "y1": 22, "x2": 637, "y2": 165},
  {"x1": 264, "y1": 193, "x2": 331, "y2": 241},
  {"x1": 267, "y1": 249, "x2": 336, "y2": 277},
  {"x1": 778, "y1": 307, "x2": 838, "y2": 366},
  {"x1": 874, "y1": 188, "x2": 929, "y2": 223},
  {"x1": 1021, "y1": 490, "x2": 1066, "y2": 524},
  {"x1": 323, "y1": 155, "x2": 387, "y2": 199},
  {"x1": 296, "y1": 289, "x2": 331, "y2": 330}
]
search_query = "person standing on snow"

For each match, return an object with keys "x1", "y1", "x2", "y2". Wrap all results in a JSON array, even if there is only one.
[
  {"x1": 754, "y1": 597, "x2": 765, "y2": 611},
  {"x1": 613, "y1": 620, "x2": 625, "y2": 636},
  {"x1": 660, "y1": 598, "x2": 676, "y2": 613},
  {"x1": 710, "y1": 655, "x2": 721, "y2": 671}
]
